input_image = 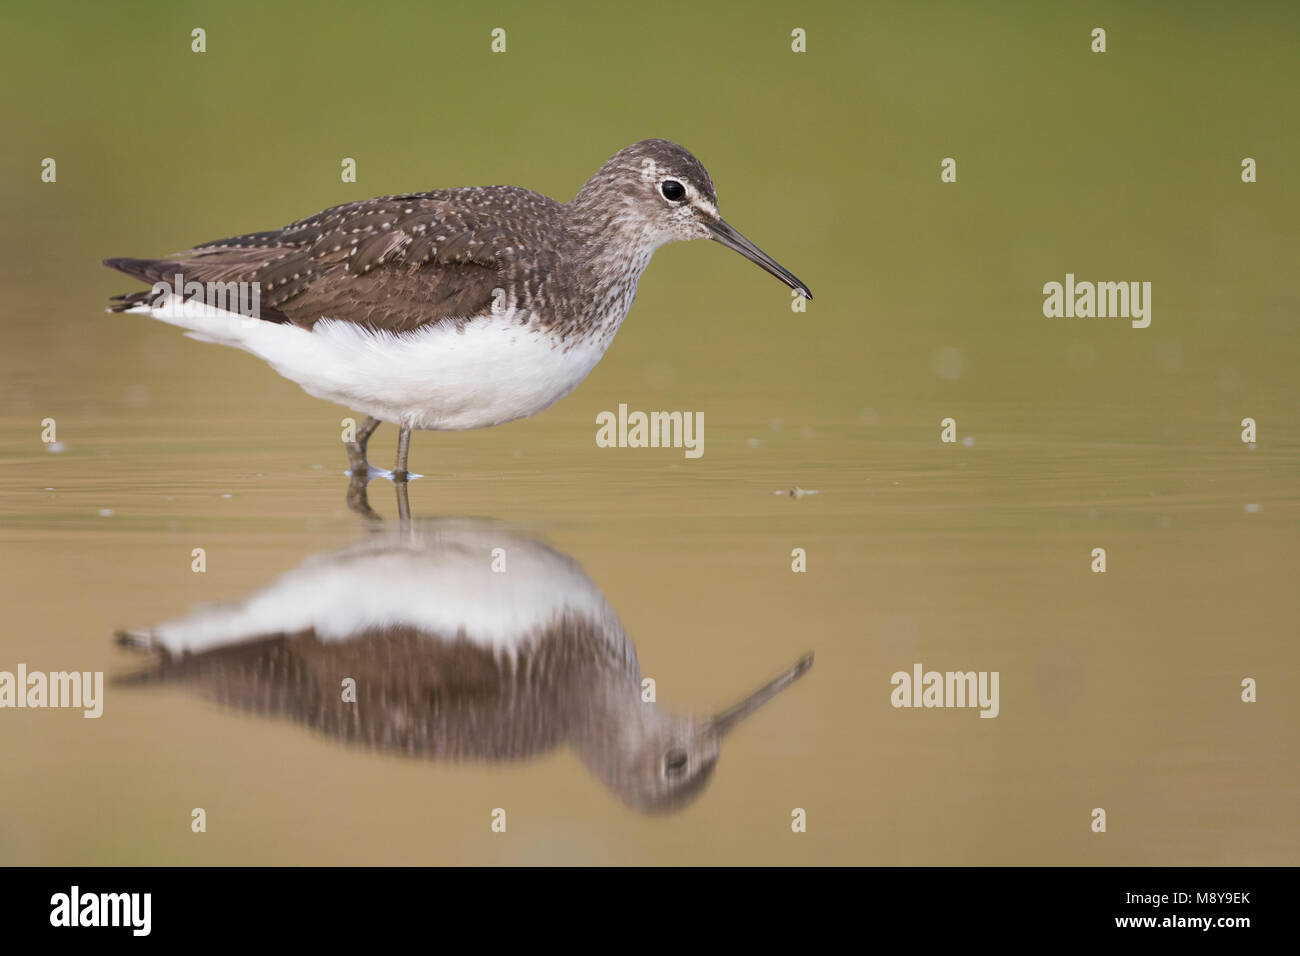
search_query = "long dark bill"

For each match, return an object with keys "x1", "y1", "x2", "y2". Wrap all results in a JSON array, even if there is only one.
[{"x1": 709, "y1": 219, "x2": 813, "y2": 300}]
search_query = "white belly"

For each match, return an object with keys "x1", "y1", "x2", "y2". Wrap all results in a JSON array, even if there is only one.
[
  {"x1": 284, "y1": 313, "x2": 614, "y2": 429},
  {"x1": 134, "y1": 297, "x2": 619, "y2": 429}
]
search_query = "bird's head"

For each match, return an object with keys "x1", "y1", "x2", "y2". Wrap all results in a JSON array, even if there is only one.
[{"x1": 571, "y1": 139, "x2": 812, "y2": 299}]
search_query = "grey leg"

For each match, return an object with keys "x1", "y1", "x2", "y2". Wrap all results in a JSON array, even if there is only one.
[
  {"x1": 346, "y1": 415, "x2": 382, "y2": 474},
  {"x1": 393, "y1": 425, "x2": 412, "y2": 482},
  {"x1": 395, "y1": 481, "x2": 411, "y2": 522}
]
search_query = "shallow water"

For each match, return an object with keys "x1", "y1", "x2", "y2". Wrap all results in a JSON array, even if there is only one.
[
  {"x1": 2, "y1": 1, "x2": 1298, "y2": 864},
  {"x1": 2, "y1": 375, "x2": 1296, "y2": 864}
]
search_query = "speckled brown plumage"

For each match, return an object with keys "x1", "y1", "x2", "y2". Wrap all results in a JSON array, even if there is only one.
[{"x1": 103, "y1": 140, "x2": 729, "y2": 341}]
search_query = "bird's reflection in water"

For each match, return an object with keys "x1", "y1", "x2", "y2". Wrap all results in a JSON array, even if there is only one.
[{"x1": 116, "y1": 489, "x2": 813, "y2": 813}]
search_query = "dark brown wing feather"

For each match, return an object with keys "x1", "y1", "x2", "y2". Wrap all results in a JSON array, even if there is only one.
[{"x1": 104, "y1": 187, "x2": 566, "y2": 333}]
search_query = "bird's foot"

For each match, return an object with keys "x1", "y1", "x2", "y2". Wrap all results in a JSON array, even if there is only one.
[
  {"x1": 342, "y1": 462, "x2": 392, "y2": 482},
  {"x1": 370, "y1": 467, "x2": 422, "y2": 483}
]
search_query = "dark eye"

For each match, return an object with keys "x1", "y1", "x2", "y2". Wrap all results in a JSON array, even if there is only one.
[
  {"x1": 663, "y1": 750, "x2": 689, "y2": 775},
  {"x1": 660, "y1": 180, "x2": 686, "y2": 202}
]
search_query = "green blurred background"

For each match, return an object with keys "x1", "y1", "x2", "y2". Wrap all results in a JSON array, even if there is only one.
[{"x1": 0, "y1": 1, "x2": 1296, "y2": 864}]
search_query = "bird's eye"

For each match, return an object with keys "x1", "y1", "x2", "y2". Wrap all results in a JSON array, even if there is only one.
[
  {"x1": 663, "y1": 750, "x2": 689, "y2": 776},
  {"x1": 660, "y1": 180, "x2": 687, "y2": 203}
]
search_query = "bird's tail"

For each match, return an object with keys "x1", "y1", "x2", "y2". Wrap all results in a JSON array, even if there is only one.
[{"x1": 103, "y1": 257, "x2": 179, "y2": 313}]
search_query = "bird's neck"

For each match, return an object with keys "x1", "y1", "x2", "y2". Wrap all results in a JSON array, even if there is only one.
[{"x1": 563, "y1": 199, "x2": 660, "y2": 328}]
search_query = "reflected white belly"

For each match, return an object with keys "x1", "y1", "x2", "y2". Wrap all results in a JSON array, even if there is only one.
[{"x1": 140, "y1": 522, "x2": 629, "y2": 657}]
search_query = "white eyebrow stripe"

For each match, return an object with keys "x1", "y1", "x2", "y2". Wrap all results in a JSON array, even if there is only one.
[{"x1": 693, "y1": 197, "x2": 720, "y2": 218}]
